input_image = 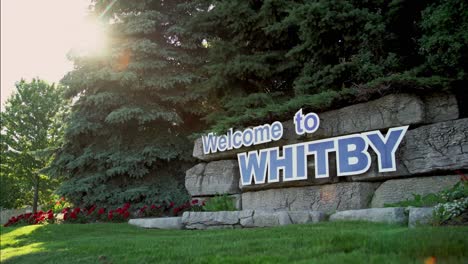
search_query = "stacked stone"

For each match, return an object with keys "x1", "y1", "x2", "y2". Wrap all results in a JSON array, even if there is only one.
[{"x1": 185, "y1": 92, "x2": 467, "y2": 213}]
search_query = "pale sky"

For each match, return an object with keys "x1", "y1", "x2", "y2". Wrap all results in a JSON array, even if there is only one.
[{"x1": 1, "y1": 0, "x2": 93, "y2": 109}]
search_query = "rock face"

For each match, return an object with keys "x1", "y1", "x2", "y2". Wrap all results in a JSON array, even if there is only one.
[
  {"x1": 128, "y1": 217, "x2": 183, "y2": 229},
  {"x1": 408, "y1": 207, "x2": 434, "y2": 227},
  {"x1": 399, "y1": 118, "x2": 468, "y2": 174},
  {"x1": 423, "y1": 92, "x2": 459, "y2": 123},
  {"x1": 241, "y1": 182, "x2": 380, "y2": 213},
  {"x1": 329, "y1": 208, "x2": 407, "y2": 225},
  {"x1": 370, "y1": 175, "x2": 461, "y2": 208},
  {"x1": 354, "y1": 118, "x2": 468, "y2": 181},
  {"x1": 309, "y1": 93, "x2": 424, "y2": 140},
  {"x1": 185, "y1": 160, "x2": 240, "y2": 196}
]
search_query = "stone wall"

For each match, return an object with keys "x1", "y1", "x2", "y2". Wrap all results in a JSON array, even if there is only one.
[{"x1": 185, "y1": 92, "x2": 466, "y2": 212}]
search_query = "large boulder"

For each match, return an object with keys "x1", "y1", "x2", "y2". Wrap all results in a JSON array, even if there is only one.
[
  {"x1": 241, "y1": 182, "x2": 380, "y2": 213},
  {"x1": 370, "y1": 175, "x2": 461, "y2": 207},
  {"x1": 128, "y1": 217, "x2": 183, "y2": 229},
  {"x1": 408, "y1": 207, "x2": 435, "y2": 228},
  {"x1": 329, "y1": 208, "x2": 407, "y2": 224},
  {"x1": 399, "y1": 118, "x2": 468, "y2": 174},
  {"x1": 185, "y1": 160, "x2": 240, "y2": 196}
]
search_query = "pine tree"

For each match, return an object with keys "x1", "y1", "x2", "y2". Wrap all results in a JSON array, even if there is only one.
[{"x1": 52, "y1": 0, "x2": 204, "y2": 207}]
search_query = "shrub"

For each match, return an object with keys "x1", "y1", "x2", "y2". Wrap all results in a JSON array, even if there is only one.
[
  {"x1": 433, "y1": 197, "x2": 468, "y2": 224},
  {"x1": 4, "y1": 210, "x2": 54, "y2": 227},
  {"x1": 202, "y1": 194, "x2": 236, "y2": 212},
  {"x1": 43, "y1": 195, "x2": 73, "y2": 214}
]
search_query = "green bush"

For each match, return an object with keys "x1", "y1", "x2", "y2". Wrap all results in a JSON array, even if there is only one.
[{"x1": 202, "y1": 194, "x2": 237, "y2": 212}]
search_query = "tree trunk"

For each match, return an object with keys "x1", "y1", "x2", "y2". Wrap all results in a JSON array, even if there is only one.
[{"x1": 32, "y1": 174, "x2": 39, "y2": 213}]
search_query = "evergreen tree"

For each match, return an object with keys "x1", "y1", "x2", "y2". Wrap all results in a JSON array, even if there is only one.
[
  {"x1": 181, "y1": 0, "x2": 467, "y2": 131},
  {"x1": 1, "y1": 79, "x2": 69, "y2": 211},
  {"x1": 51, "y1": 0, "x2": 203, "y2": 207}
]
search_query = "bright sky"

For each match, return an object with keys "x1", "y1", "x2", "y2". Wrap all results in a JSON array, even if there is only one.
[{"x1": 1, "y1": 0, "x2": 93, "y2": 109}]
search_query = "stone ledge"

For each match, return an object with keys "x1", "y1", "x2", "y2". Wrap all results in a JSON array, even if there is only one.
[
  {"x1": 128, "y1": 217, "x2": 183, "y2": 229},
  {"x1": 181, "y1": 210, "x2": 326, "y2": 230},
  {"x1": 329, "y1": 208, "x2": 408, "y2": 225}
]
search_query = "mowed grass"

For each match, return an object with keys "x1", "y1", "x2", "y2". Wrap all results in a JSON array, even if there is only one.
[{"x1": 1, "y1": 221, "x2": 467, "y2": 264}]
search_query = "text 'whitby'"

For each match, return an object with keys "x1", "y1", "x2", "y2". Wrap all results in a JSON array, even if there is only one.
[{"x1": 201, "y1": 109, "x2": 408, "y2": 186}]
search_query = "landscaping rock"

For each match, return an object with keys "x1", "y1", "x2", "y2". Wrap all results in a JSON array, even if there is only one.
[
  {"x1": 408, "y1": 207, "x2": 434, "y2": 228},
  {"x1": 128, "y1": 217, "x2": 183, "y2": 229},
  {"x1": 423, "y1": 92, "x2": 459, "y2": 123},
  {"x1": 329, "y1": 208, "x2": 407, "y2": 225},
  {"x1": 182, "y1": 211, "x2": 240, "y2": 229},
  {"x1": 247, "y1": 211, "x2": 292, "y2": 227},
  {"x1": 398, "y1": 118, "x2": 468, "y2": 175},
  {"x1": 370, "y1": 175, "x2": 461, "y2": 208},
  {"x1": 288, "y1": 211, "x2": 326, "y2": 224},
  {"x1": 185, "y1": 160, "x2": 240, "y2": 196},
  {"x1": 242, "y1": 182, "x2": 380, "y2": 213}
]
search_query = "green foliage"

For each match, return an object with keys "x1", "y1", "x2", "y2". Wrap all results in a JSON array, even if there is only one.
[
  {"x1": 202, "y1": 194, "x2": 236, "y2": 212},
  {"x1": 433, "y1": 197, "x2": 468, "y2": 225},
  {"x1": 1, "y1": 79, "x2": 69, "y2": 209},
  {"x1": 42, "y1": 195, "x2": 72, "y2": 214},
  {"x1": 180, "y1": 0, "x2": 468, "y2": 131},
  {"x1": 419, "y1": 0, "x2": 468, "y2": 79}
]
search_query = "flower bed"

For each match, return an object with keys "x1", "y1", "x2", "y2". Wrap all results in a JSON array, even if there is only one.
[{"x1": 3, "y1": 210, "x2": 54, "y2": 227}]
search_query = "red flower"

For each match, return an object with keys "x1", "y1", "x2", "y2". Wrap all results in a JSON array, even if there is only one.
[
  {"x1": 47, "y1": 213, "x2": 54, "y2": 220},
  {"x1": 87, "y1": 206, "x2": 96, "y2": 215},
  {"x1": 61, "y1": 208, "x2": 69, "y2": 214},
  {"x1": 173, "y1": 208, "x2": 178, "y2": 215},
  {"x1": 64, "y1": 212, "x2": 69, "y2": 220},
  {"x1": 150, "y1": 204, "x2": 156, "y2": 210},
  {"x1": 169, "y1": 201, "x2": 175, "y2": 208},
  {"x1": 108, "y1": 212, "x2": 113, "y2": 220},
  {"x1": 70, "y1": 212, "x2": 77, "y2": 219},
  {"x1": 98, "y1": 208, "x2": 105, "y2": 215},
  {"x1": 123, "y1": 203, "x2": 131, "y2": 210},
  {"x1": 123, "y1": 211, "x2": 130, "y2": 219},
  {"x1": 73, "y1": 207, "x2": 81, "y2": 214}
]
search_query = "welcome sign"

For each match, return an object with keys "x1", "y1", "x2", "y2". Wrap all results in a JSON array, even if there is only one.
[{"x1": 202, "y1": 109, "x2": 408, "y2": 186}]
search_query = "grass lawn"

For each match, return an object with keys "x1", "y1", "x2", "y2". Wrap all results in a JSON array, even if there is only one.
[{"x1": 1, "y1": 221, "x2": 467, "y2": 264}]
